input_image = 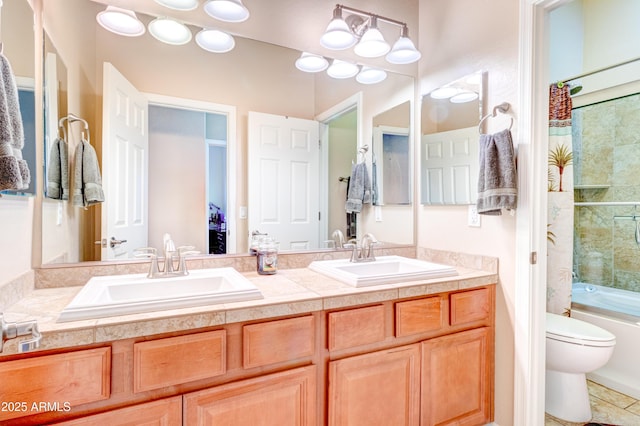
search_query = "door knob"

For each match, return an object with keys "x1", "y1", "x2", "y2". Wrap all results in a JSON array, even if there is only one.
[{"x1": 109, "y1": 237, "x2": 128, "y2": 248}]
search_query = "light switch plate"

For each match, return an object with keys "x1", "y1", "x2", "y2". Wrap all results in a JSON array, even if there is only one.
[
  {"x1": 468, "y1": 205, "x2": 481, "y2": 227},
  {"x1": 239, "y1": 206, "x2": 247, "y2": 219},
  {"x1": 374, "y1": 205, "x2": 383, "y2": 222}
]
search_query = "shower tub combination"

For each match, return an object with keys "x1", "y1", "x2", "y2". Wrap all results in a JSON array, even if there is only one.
[{"x1": 571, "y1": 282, "x2": 640, "y2": 399}]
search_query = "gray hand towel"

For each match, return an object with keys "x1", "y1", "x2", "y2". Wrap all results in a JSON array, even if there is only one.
[
  {"x1": 73, "y1": 139, "x2": 104, "y2": 207},
  {"x1": 345, "y1": 162, "x2": 372, "y2": 213},
  {"x1": 477, "y1": 129, "x2": 517, "y2": 215},
  {"x1": 47, "y1": 137, "x2": 69, "y2": 200},
  {"x1": 0, "y1": 53, "x2": 27, "y2": 192}
]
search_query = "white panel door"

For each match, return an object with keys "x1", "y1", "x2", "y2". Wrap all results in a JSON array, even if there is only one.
[
  {"x1": 422, "y1": 126, "x2": 479, "y2": 205},
  {"x1": 248, "y1": 112, "x2": 320, "y2": 250},
  {"x1": 101, "y1": 63, "x2": 149, "y2": 260}
]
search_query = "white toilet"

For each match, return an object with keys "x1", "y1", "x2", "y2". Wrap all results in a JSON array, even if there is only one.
[{"x1": 545, "y1": 312, "x2": 616, "y2": 422}]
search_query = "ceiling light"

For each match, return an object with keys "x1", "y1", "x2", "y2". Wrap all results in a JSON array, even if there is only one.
[
  {"x1": 386, "y1": 26, "x2": 421, "y2": 64},
  {"x1": 196, "y1": 29, "x2": 235, "y2": 53},
  {"x1": 148, "y1": 17, "x2": 192, "y2": 45},
  {"x1": 204, "y1": 0, "x2": 250, "y2": 23},
  {"x1": 295, "y1": 53, "x2": 329, "y2": 73},
  {"x1": 354, "y1": 17, "x2": 390, "y2": 58},
  {"x1": 450, "y1": 91, "x2": 479, "y2": 103},
  {"x1": 356, "y1": 67, "x2": 387, "y2": 84},
  {"x1": 327, "y1": 59, "x2": 359, "y2": 79},
  {"x1": 96, "y1": 6, "x2": 145, "y2": 37},
  {"x1": 430, "y1": 87, "x2": 461, "y2": 99},
  {"x1": 320, "y1": 6, "x2": 357, "y2": 50},
  {"x1": 154, "y1": 0, "x2": 199, "y2": 11}
]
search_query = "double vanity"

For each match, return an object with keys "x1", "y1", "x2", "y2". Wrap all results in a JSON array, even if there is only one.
[{"x1": 0, "y1": 248, "x2": 497, "y2": 425}]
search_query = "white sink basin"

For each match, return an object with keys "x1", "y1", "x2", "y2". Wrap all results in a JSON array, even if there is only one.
[
  {"x1": 308, "y1": 256, "x2": 458, "y2": 287},
  {"x1": 58, "y1": 268, "x2": 263, "y2": 322}
]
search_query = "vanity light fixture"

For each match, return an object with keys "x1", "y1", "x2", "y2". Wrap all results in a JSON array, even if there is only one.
[
  {"x1": 96, "y1": 6, "x2": 146, "y2": 37},
  {"x1": 196, "y1": 29, "x2": 235, "y2": 53},
  {"x1": 204, "y1": 0, "x2": 250, "y2": 23},
  {"x1": 450, "y1": 91, "x2": 479, "y2": 103},
  {"x1": 356, "y1": 66, "x2": 387, "y2": 84},
  {"x1": 320, "y1": 5, "x2": 420, "y2": 65},
  {"x1": 327, "y1": 59, "x2": 359, "y2": 79},
  {"x1": 353, "y1": 16, "x2": 390, "y2": 58},
  {"x1": 148, "y1": 17, "x2": 193, "y2": 45},
  {"x1": 386, "y1": 25, "x2": 421, "y2": 64},
  {"x1": 320, "y1": 6, "x2": 357, "y2": 50},
  {"x1": 154, "y1": 0, "x2": 199, "y2": 11},
  {"x1": 295, "y1": 52, "x2": 329, "y2": 73}
]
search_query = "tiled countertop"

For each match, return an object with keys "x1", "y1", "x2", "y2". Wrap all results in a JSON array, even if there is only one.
[{"x1": 0, "y1": 248, "x2": 498, "y2": 356}]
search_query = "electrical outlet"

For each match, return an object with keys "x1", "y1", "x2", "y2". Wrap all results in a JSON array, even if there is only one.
[
  {"x1": 468, "y1": 205, "x2": 481, "y2": 227},
  {"x1": 374, "y1": 206, "x2": 383, "y2": 222}
]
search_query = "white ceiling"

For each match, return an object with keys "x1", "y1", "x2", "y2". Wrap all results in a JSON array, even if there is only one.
[{"x1": 90, "y1": 0, "x2": 420, "y2": 75}]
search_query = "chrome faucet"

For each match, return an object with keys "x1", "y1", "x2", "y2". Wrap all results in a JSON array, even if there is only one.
[
  {"x1": 1, "y1": 314, "x2": 41, "y2": 353},
  {"x1": 331, "y1": 229, "x2": 346, "y2": 248},
  {"x1": 135, "y1": 235, "x2": 199, "y2": 278},
  {"x1": 344, "y1": 233, "x2": 378, "y2": 263}
]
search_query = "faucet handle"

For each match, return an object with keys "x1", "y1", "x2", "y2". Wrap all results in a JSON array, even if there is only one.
[{"x1": 1, "y1": 314, "x2": 41, "y2": 353}]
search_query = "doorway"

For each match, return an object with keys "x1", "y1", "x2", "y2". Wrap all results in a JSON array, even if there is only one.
[{"x1": 146, "y1": 95, "x2": 237, "y2": 255}]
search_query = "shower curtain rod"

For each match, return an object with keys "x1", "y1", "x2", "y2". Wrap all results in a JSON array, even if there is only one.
[{"x1": 561, "y1": 56, "x2": 640, "y2": 84}]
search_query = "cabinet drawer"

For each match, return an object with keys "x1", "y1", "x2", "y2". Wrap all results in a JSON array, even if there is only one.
[
  {"x1": 133, "y1": 330, "x2": 226, "y2": 393},
  {"x1": 395, "y1": 296, "x2": 443, "y2": 337},
  {"x1": 328, "y1": 305, "x2": 385, "y2": 351},
  {"x1": 243, "y1": 315, "x2": 314, "y2": 369},
  {"x1": 450, "y1": 288, "x2": 490, "y2": 325},
  {"x1": 0, "y1": 347, "x2": 111, "y2": 422},
  {"x1": 56, "y1": 396, "x2": 182, "y2": 425}
]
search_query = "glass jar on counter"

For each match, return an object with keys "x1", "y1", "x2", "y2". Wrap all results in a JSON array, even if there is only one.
[{"x1": 257, "y1": 237, "x2": 278, "y2": 275}]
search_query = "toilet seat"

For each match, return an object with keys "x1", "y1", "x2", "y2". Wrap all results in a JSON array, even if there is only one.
[{"x1": 546, "y1": 313, "x2": 616, "y2": 347}]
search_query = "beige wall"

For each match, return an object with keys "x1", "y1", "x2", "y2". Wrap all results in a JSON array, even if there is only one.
[{"x1": 417, "y1": 0, "x2": 519, "y2": 424}]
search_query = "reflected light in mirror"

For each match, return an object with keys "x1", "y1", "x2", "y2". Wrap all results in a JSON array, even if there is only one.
[
  {"x1": 450, "y1": 91, "x2": 478, "y2": 103},
  {"x1": 327, "y1": 59, "x2": 359, "y2": 79},
  {"x1": 295, "y1": 52, "x2": 329, "y2": 73},
  {"x1": 429, "y1": 86, "x2": 460, "y2": 99},
  {"x1": 148, "y1": 17, "x2": 192, "y2": 45},
  {"x1": 356, "y1": 66, "x2": 387, "y2": 84},
  {"x1": 154, "y1": 0, "x2": 199, "y2": 11},
  {"x1": 204, "y1": 0, "x2": 250, "y2": 23},
  {"x1": 196, "y1": 29, "x2": 235, "y2": 53},
  {"x1": 96, "y1": 6, "x2": 146, "y2": 37}
]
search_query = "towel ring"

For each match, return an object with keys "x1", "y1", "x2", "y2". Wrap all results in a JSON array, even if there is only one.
[{"x1": 478, "y1": 102, "x2": 513, "y2": 133}]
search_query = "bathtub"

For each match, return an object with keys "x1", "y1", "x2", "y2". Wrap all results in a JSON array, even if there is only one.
[{"x1": 571, "y1": 282, "x2": 640, "y2": 399}]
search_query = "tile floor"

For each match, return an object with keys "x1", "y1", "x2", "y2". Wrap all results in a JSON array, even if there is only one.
[{"x1": 545, "y1": 381, "x2": 640, "y2": 426}]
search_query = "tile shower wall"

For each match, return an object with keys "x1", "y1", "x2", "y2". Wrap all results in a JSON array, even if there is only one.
[{"x1": 573, "y1": 92, "x2": 640, "y2": 292}]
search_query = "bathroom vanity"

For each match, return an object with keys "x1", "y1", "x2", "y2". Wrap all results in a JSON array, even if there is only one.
[{"x1": 0, "y1": 252, "x2": 496, "y2": 425}]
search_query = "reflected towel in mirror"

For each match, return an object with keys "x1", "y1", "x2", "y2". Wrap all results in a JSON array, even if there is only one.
[
  {"x1": 345, "y1": 162, "x2": 371, "y2": 213},
  {"x1": 46, "y1": 137, "x2": 69, "y2": 200},
  {"x1": 72, "y1": 139, "x2": 104, "y2": 208}
]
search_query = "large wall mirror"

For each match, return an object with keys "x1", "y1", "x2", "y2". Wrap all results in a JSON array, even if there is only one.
[
  {"x1": 420, "y1": 71, "x2": 484, "y2": 205},
  {"x1": 39, "y1": 0, "x2": 415, "y2": 265},
  {"x1": 0, "y1": 0, "x2": 36, "y2": 196}
]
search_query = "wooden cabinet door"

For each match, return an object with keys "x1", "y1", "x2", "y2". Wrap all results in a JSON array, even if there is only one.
[
  {"x1": 184, "y1": 365, "x2": 316, "y2": 426},
  {"x1": 421, "y1": 327, "x2": 492, "y2": 426},
  {"x1": 55, "y1": 396, "x2": 181, "y2": 425},
  {"x1": 328, "y1": 344, "x2": 420, "y2": 426}
]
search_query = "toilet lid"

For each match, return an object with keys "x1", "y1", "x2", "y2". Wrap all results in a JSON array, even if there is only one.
[{"x1": 546, "y1": 313, "x2": 616, "y2": 346}]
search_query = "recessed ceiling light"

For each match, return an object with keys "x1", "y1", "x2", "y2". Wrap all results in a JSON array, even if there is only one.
[
  {"x1": 196, "y1": 29, "x2": 236, "y2": 53},
  {"x1": 148, "y1": 17, "x2": 192, "y2": 45},
  {"x1": 96, "y1": 6, "x2": 145, "y2": 37},
  {"x1": 154, "y1": 0, "x2": 199, "y2": 11}
]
